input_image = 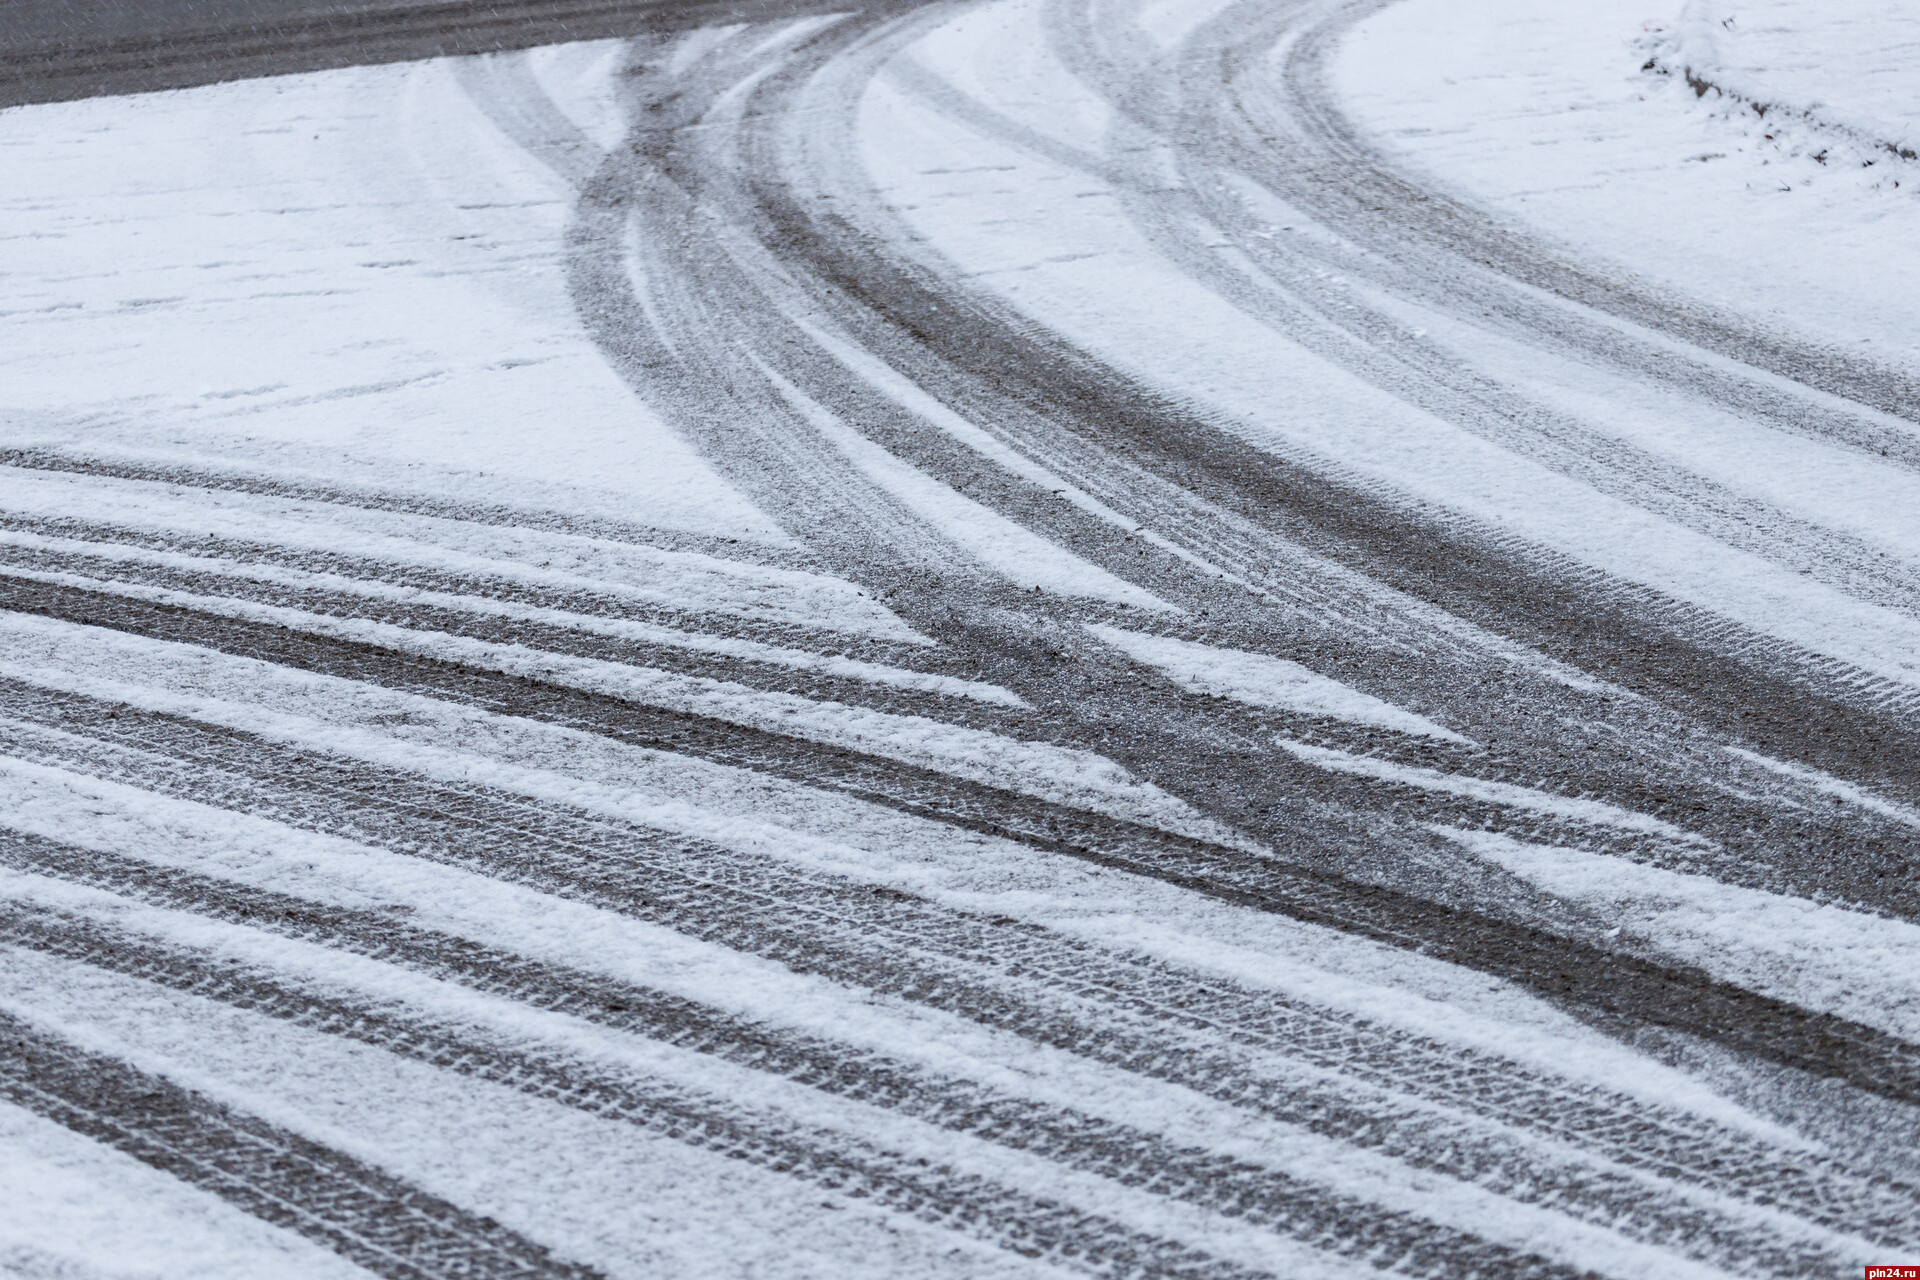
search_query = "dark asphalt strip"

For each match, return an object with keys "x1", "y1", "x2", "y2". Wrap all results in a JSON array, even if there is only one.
[
  {"x1": 0, "y1": 1007, "x2": 605, "y2": 1280},
  {"x1": 0, "y1": 0, "x2": 936, "y2": 108},
  {"x1": 5, "y1": 680, "x2": 1918, "y2": 1252},
  {"x1": 0, "y1": 828, "x2": 1676, "y2": 1280}
]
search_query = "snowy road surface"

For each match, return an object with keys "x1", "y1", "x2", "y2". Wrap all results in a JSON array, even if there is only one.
[{"x1": 3, "y1": 1, "x2": 1920, "y2": 1276}]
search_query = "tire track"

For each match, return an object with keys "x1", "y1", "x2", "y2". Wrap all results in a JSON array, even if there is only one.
[
  {"x1": 666, "y1": 13, "x2": 1920, "y2": 911},
  {"x1": 0, "y1": 1007, "x2": 605, "y2": 1280},
  {"x1": 9, "y1": 2, "x2": 1920, "y2": 1270},
  {"x1": 12, "y1": 579, "x2": 1920, "y2": 1114},
  {"x1": 0, "y1": 899, "x2": 1388, "y2": 1280},
  {"x1": 0, "y1": 447, "x2": 797, "y2": 570},
  {"x1": 692, "y1": 7, "x2": 1920, "y2": 813},
  {"x1": 12, "y1": 517, "x2": 1864, "y2": 900},
  {"x1": 3, "y1": 681, "x2": 1915, "y2": 1259},
  {"x1": 17, "y1": 468, "x2": 1916, "y2": 931},
  {"x1": 1007, "y1": 0, "x2": 1920, "y2": 624},
  {"x1": 0, "y1": 535, "x2": 1031, "y2": 725},
  {"x1": 590, "y1": 3, "x2": 1920, "y2": 929},
  {"x1": 4, "y1": 828, "x2": 1766, "y2": 1280},
  {"x1": 1263, "y1": 0, "x2": 1920, "y2": 444},
  {"x1": 533, "y1": 8, "x2": 1920, "y2": 1095}
]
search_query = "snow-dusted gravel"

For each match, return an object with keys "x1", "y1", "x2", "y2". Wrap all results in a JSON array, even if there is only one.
[{"x1": 3, "y1": 3, "x2": 1919, "y2": 1277}]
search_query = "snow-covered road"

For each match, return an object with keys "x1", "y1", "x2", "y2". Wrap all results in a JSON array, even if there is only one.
[{"x1": 3, "y1": 2, "x2": 1918, "y2": 1277}]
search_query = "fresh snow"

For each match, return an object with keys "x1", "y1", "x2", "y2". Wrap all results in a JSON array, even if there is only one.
[
  {"x1": 1331, "y1": 0, "x2": 1920, "y2": 370},
  {"x1": 0, "y1": 58, "x2": 780, "y2": 544},
  {"x1": 1666, "y1": 0, "x2": 1920, "y2": 157}
]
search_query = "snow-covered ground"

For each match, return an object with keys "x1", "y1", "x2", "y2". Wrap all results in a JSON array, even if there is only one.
[
  {"x1": 0, "y1": 46, "x2": 778, "y2": 544},
  {"x1": 1331, "y1": 0, "x2": 1920, "y2": 364},
  {"x1": 1665, "y1": 0, "x2": 1920, "y2": 157},
  {"x1": 871, "y1": 0, "x2": 1920, "y2": 690},
  {"x1": 3, "y1": 2, "x2": 1920, "y2": 1277}
]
